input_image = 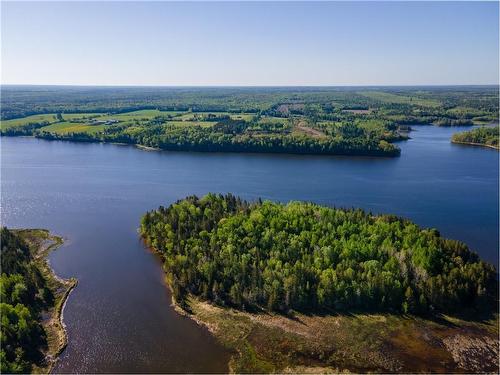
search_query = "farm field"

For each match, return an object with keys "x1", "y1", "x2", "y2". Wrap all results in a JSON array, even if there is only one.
[
  {"x1": 40, "y1": 122, "x2": 106, "y2": 134},
  {"x1": 0, "y1": 110, "x2": 259, "y2": 134},
  {"x1": 1, "y1": 86, "x2": 498, "y2": 157},
  {"x1": 1, "y1": 113, "x2": 60, "y2": 129}
]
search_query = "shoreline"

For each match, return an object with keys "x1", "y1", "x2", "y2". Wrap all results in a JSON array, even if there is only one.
[
  {"x1": 43, "y1": 236, "x2": 78, "y2": 373},
  {"x1": 18, "y1": 229, "x2": 78, "y2": 373},
  {"x1": 451, "y1": 140, "x2": 499, "y2": 150},
  {"x1": 148, "y1": 225, "x2": 499, "y2": 375},
  {"x1": 169, "y1": 294, "x2": 499, "y2": 374},
  {"x1": 1, "y1": 134, "x2": 400, "y2": 158},
  {"x1": 140, "y1": 235, "x2": 233, "y2": 372},
  {"x1": 135, "y1": 143, "x2": 161, "y2": 151}
]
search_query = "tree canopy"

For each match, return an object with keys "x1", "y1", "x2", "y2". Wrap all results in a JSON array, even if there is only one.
[
  {"x1": 141, "y1": 194, "x2": 497, "y2": 315},
  {"x1": 452, "y1": 126, "x2": 499, "y2": 149},
  {"x1": 0, "y1": 228, "x2": 53, "y2": 373}
]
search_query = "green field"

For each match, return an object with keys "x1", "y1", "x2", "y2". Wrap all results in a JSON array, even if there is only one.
[
  {"x1": 175, "y1": 112, "x2": 254, "y2": 121},
  {"x1": 223, "y1": 113, "x2": 256, "y2": 121},
  {"x1": 60, "y1": 113, "x2": 101, "y2": 121},
  {"x1": 164, "y1": 121, "x2": 215, "y2": 128},
  {"x1": 1, "y1": 114, "x2": 59, "y2": 129},
  {"x1": 101, "y1": 109, "x2": 182, "y2": 120},
  {"x1": 39, "y1": 122, "x2": 106, "y2": 134},
  {"x1": 0, "y1": 113, "x2": 105, "y2": 131},
  {"x1": 1, "y1": 110, "x2": 264, "y2": 138},
  {"x1": 0, "y1": 110, "x2": 281, "y2": 135}
]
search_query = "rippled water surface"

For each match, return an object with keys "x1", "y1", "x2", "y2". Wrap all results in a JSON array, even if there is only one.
[{"x1": 1, "y1": 125, "x2": 498, "y2": 373}]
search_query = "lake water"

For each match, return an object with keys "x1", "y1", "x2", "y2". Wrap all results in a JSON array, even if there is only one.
[{"x1": 1, "y1": 125, "x2": 498, "y2": 373}]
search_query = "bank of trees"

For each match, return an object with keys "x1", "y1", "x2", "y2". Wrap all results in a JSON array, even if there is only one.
[
  {"x1": 141, "y1": 194, "x2": 497, "y2": 315},
  {"x1": 452, "y1": 126, "x2": 499, "y2": 148},
  {"x1": 433, "y1": 118, "x2": 474, "y2": 127},
  {"x1": 0, "y1": 228, "x2": 53, "y2": 373},
  {"x1": 0, "y1": 122, "x2": 50, "y2": 136},
  {"x1": 32, "y1": 118, "x2": 401, "y2": 157}
]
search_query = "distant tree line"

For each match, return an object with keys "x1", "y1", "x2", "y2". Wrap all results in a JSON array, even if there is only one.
[{"x1": 2, "y1": 86, "x2": 498, "y2": 120}]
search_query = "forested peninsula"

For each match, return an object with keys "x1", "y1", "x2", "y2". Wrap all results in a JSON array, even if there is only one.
[
  {"x1": 451, "y1": 126, "x2": 499, "y2": 150},
  {"x1": 0, "y1": 228, "x2": 76, "y2": 374},
  {"x1": 1, "y1": 115, "x2": 400, "y2": 157},
  {"x1": 140, "y1": 194, "x2": 499, "y2": 372},
  {"x1": 2, "y1": 86, "x2": 499, "y2": 157}
]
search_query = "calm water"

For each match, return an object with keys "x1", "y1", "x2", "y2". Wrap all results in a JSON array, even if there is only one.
[{"x1": 1, "y1": 125, "x2": 498, "y2": 373}]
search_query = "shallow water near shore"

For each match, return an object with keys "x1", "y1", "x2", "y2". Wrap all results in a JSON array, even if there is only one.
[{"x1": 1, "y1": 125, "x2": 498, "y2": 373}]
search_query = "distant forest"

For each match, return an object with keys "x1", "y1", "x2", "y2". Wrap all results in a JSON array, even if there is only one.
[
  {"x1": 1, "y1": 86, "x2": 498, "y2": 157},
  {"x1": 1, "y1": 86, "x2": 498, "y2": 121}
]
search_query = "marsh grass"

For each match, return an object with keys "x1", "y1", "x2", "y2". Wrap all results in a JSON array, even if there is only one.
[{"x1": 183, "y1": 296, "x2": 498, "y2": 373}]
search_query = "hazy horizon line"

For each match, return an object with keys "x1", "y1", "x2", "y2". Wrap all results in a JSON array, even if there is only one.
[{"x1": 2, "y1": 83, "x2": 499, "y2": 88}]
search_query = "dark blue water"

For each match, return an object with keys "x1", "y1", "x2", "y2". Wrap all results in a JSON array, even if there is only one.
[{"x1": 1, "y1": 125, "x2": 498, "y2": 373}]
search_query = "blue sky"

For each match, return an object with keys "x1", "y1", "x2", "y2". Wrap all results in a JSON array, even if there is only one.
[{"x1": 1, "y1": 1, "x2": 499, "y2": 86}]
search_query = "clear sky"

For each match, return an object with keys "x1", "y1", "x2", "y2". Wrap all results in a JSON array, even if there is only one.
[{"x1": 1, "y1": 1, "x2": 499, "y2": 86}]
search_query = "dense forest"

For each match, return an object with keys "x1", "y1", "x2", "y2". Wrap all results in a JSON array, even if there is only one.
[
  {"x1": 29, "y1": 118, "x2": 400, "y2": 157},
  {"x1": 452, "y1": 126, "x2": 499, "y2": 149},
  {"x1": 1, "y1": 86, "x2": 498, "y2": 122},
  {"x1": 141, "y1": 194, "x2": 497, "y2": 315},
  {"x1": 0, "y1": 228, "x2": 54, "y2": 373},
  {"x1": 1, "y1": 86, "x2": 499, "y2": 157}
]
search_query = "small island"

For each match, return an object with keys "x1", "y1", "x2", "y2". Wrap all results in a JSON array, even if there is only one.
[
  {"x1": 140, "y1": 194, "x2": 499, "y2": 373},
  {"x1": 451, "y1": 126, "x2": 499, "y2": 150},
  {"x1": 0, "y1": 228, "x2": 76, "y2": 374}
]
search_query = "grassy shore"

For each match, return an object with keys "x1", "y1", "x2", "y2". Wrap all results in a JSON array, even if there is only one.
[
  {"x1": 135, "y1": 144, "x2": 161, "y2": 151},
  {"x1": 451, "y1": 140, "x2": 500, "y2": 150},
  {"x1": 14, "y1": 229, "x2": 77, "y2": 374},
  {"x1": 174, "y1": 295, "x2": 498, "y2": 373}
]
